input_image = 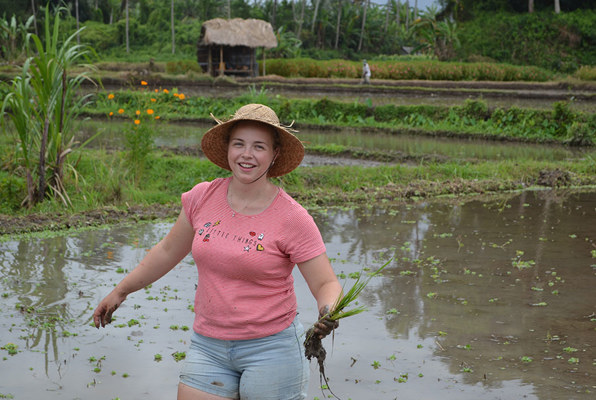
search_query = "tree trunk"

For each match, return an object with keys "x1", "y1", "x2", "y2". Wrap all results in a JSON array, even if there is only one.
[
  {"x1": 31, "y1": 0, "x2": 38, "y2": 37},
  {"x1": 293, "y1": 0, "x2": 306, "y2": 40},
  {"x1": 227, "y1": 0, "x2": 231, "y2": 18},
  {"x1": 396, "y1": 0, "x2": 400, "y2": 26},
  {"x1": 414, "y1": 0, "x2": 418, "y2": 20},
  {"x1": 554, "y1": 0, "x2": 561, "y2": 14},
  {"x1": 75, "y1": 0, "x2": 80, "y2": 44},
  {"x1": 125, "y1": 0, "x2": 129, "y2": 53},
  {"x1": 171, "y1": 0, "x2": 175, "y2": 54},
  {"x1": 405, "y1": 0, "x2": 410, "y2": 29},
  {"x1": 528, "y1": 0, "x2": 534, "y2": 13},
  {"x1": 334, "y1": 0, "x2": 342, "y2": 50},
  {"x1": 358, "y1": 0, "x2": 369, "y2": 52},
  {"x1": 271, "y1": 0, "x2": 277, "y2": 30},
  {"x1": 312, "y1": 0, "x2": 321, "y2": 33},
  {"x1": 384, "y1": 0, "x2": 390, "y2": 33}
]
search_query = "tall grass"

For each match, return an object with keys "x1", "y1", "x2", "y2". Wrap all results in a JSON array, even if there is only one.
[
  {"x1": 1, "y1": 7, "x2": 97, "y2": 207},
  {"x1": 265, "y1": 58, "x2": 554, "y2": 82}
]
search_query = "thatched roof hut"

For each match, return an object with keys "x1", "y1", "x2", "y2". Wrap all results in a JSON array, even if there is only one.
[{"x1": 197, "y1": 18, "x2": 277, "y2": 77}]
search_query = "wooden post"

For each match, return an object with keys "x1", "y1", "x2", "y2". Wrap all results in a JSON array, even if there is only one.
[
  {"x1": 207, "y1": 46, "x2": 212, "y2": 76},
  {"x1": 219, "y1": 46, "x2": 224, "y2": 76},
  {"x1": 262, "y1": 48, "x2": 266, "y2": 77}
]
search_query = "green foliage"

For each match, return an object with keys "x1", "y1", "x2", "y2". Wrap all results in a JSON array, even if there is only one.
[
  {"x1": 0, "y1": 14, "x2": 34, "y2": 61},
  {"x1": 165, "y1": 60, "x2": 202, "y2": 75},
  {"x1": 1, "y1": 7, "x2": 97, "y2": 207},
  {"x1": 574, "y1": 65, "x2": 596, "y2": 81},
  {"x1": 0, "y1": 172, "x2": 26, "y2": 212},
  {"x1": 552, "y1": 101, "x2": 575, "y2": 137},
  {"x1": 458, "y1": 10, "x2": 596, "y2": 71},
  {"x1": 79, "y1": 21, "x2": 119, "y2": 51}
]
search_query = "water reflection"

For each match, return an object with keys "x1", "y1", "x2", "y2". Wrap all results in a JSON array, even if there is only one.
[
  {"x1": 77, "y1": 119, "x2": 595, "y2": 162},
  {"x1": 0, "y1": 189, "x2": 594, "y2": 399}
]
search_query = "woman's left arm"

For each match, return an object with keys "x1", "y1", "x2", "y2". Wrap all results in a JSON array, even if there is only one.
[{"x1": 298, "y1": 252, "x2": 343, "y2": 337}]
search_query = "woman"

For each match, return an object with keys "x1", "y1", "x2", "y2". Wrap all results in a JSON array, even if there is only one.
[{"x1": 93, "y1": 104, "x2": 343, "y2": 400}]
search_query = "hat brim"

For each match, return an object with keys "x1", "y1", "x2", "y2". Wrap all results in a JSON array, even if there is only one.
[{"x1": 201, "y1": 117, "x2": 305, "y2": 178}]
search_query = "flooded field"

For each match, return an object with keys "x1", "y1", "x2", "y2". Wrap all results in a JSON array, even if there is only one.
[
  {"x1": 79, "y1": 120, "x2": 596, "y2": 163},
  {"x1": 1, "y1": 189, "x2": 594, "y2": 399}
]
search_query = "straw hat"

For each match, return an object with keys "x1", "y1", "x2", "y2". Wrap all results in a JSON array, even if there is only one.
[{"x1": 201, "y1": 104, "x2": 304, "y2": 178}]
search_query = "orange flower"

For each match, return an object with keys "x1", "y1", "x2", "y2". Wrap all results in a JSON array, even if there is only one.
[
  {"x1": 154, "y1": 89, "x2": 159, "y2": 93},
  {"x1": 134, "y1": 119, "x2": 141, "y2": 125},
  {"x1": 178, "y1": 94, "x2": 186, "y2": 100},
  {"x1": 118, "y1": 108, "x2": 125, "y2": 114},
  {"x1": 163, "y1": 89, "x2": 169, "y2": 94},
  {"x1": 109, "y1": 111, "x2": 114, "y2": 116},
  {"x1": 151, "y1": 98, "x2": 156, "y2": 102},
  {"x1": 135, "y1": 110, "x2": 141, "y2": 115},
  {"x1": 107, "y1": 93, "x2": 115, "y2": 100},
  {"x1": 173, "y1": 93, "x2": 179, "y2": 97},
  {"x1": 146, "y1": 109, "x2": 154, "y2": 115},
  {"x1": 141, "y1": 81, "x2": 148, "y2": 86},
  {"x1": 155, "y1": 116, "x2": 160, "y2": 120}
]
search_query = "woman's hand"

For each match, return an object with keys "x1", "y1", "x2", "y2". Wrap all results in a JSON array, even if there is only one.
[
  {"x1": 93, "y1": 290, "x2": 127, "y2": 328},
  {"x1": 313, "y1": 305, "x2": 339, "y2": 339}
]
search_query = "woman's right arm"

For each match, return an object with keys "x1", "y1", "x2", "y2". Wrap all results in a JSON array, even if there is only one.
[{"x1": 93, "y1": 208, "x2": 194, "y2": 328}]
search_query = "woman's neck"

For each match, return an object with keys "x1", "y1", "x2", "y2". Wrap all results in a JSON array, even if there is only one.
[{"x1": 227, "y1": 177, "x2": 278, "y2": 215}]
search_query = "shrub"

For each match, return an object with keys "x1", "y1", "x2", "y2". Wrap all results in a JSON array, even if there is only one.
[
  {"x1": 0, "y1": 172, "x2": 26, "y2": 212},
  {"x1": 574, "y1": 66, "x2": 596, "y2": 81}
]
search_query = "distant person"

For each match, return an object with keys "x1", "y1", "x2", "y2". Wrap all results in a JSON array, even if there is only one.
[
  {"x1": 93, "y1": 103, "x2": 342, "y2": 400},
  {"x1": 362, "y1": 59, "x2": 371, "y2": 84}
]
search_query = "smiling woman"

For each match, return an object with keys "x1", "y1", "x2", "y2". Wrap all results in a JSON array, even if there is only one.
[{"x1": 92, "y1": 103, "x2": 343, "y2": 400}]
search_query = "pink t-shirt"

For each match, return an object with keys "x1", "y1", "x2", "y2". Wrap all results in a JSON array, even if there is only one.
[{"x1": 181, "y1": 177, "x2": 326, "y2": 340}]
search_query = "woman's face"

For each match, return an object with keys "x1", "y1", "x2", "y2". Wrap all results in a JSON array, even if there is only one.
[{"x1": 227, "y1": 121, "x2": 277, "y2": 183}]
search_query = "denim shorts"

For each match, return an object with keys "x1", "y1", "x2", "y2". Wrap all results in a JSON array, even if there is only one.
[{"x1": 179, "y1": 317, "x2": 309, "y2": 399}]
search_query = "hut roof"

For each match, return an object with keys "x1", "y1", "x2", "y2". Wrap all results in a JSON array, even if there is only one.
[{"x1": 200, "y1": 18, "x2": 278, "y2": 49}]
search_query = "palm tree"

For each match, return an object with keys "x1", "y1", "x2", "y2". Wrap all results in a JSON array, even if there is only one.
[
  {"x1": 312, "y1": 0, "x2": 322, "y2": 33},
  {"x1": 554, "y1": 0, "x2": 560, "y2": 14},
  {"x1": 358, "y1": 0, "x2": 369, "y2": 52},
  {"x1": 528, "y1": 0, "x2": 534, "y2": 13},
  {"x1": 124, "y1": 0, "x2": 129, "y2": 53},
  {"x1": 334, "y1": 0, "x2": 342, "y2": 50},
  {"x1": 171, "y1": 0, "x2": 175, "y2": 54}
]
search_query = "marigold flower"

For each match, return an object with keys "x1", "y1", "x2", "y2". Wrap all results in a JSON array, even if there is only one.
[
  {"x1": 178, "y1": 93, "x2": 186, "y2": 100},
  {"x1": 109, "y1": 111, "x2": 114, "y2": 116},
  {"x1": 155, "y1": 116, "x2": 160, "y2": 120},
  {"x1": 136, "y1": 110, "x2": 141, "y2": 115},
  {"x1": 173, "y1": 93, "x2": 179, "y2": 97},
  {"x1": 107, "y1": 93, "x2": 115, "y2": 100},
  {"x1": 118, "y1": 108, "x2": 125, "y2": 114},
  {"x1": 141, "y1": 81, "x2": 148, "y2": 86},
  {"x1": 154, "y1": 89, "x2": 159, "y2": 93},
  {"x1": 134, "y1": 119, "x2": 141, "y2": 125},
  {"x1": 163, "y1": 89, "x2": 169, "y2": 94},
  {"x1": 151, "y1": 98, "x2": 156, "y2": 102},
  {"x1": 146, "y1": 109, "x2": 154, "y2": 115}
]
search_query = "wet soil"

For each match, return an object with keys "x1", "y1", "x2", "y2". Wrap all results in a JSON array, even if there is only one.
[
  {"x1": 1, "y1": 168, "x2": 587, "y2": 237},
  {"x1": 95, "y1": 74, "x2": 596, "y2": 103}
]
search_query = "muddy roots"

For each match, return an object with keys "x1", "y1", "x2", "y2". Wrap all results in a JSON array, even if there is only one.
[{"x1": 304, "y1": 327, "x2": 340, "y2": 399}]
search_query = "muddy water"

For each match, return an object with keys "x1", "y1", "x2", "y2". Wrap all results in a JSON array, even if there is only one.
[
  {"x1": 1, "y1": 190, "x2": 595, "y2": 399},
  {"x1": 80, "y1": 120, "x2": 595, "y2": 162}
]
